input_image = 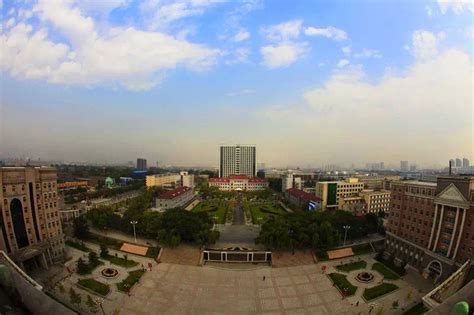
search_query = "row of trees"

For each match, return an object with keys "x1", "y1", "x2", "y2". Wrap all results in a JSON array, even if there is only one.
[{"x1": 256, "y1": 211, "x2": 380, "y2": 250}]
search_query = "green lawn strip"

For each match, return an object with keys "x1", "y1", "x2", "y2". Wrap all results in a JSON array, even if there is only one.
[
  {"x1": 336, "y1": 260, "x2": 367, "y2": 272},
  {"x1": 246, "y1": 202, "x2": 286, "y2": 224},
  {"x1": 352, "y1": 243, "x2": 374, "y2": 255},
  {"x1": 77, "y1": 278, "x2": 110, "y2": 296},
  {"x1": 146, "y1": 246, "x2": 160, "y2": 258},
  {"x1": 328, "y1": 273, "x2": 357, "y2": 296},
  {"x1": 65, "y1": 240, "x2": 92, "y2": 252},
  {"x1": 363, "y1": 283, "x2": 399, "y2": 301},
  {"x1": 192, "y1": 201, "x2": 228, "y2": 223},
  {"x1": 372, "y1": 262, "x2": 401, "y2": 280},
  {"x1": 102, "y1": 254, "x2": 139, "y2": 268},
  {"x1": 403, "y1": 302, "x2": 429, "y2": 315},
  {"x1": 77, "y1": 260, "x2": 104, "y2": 275},
  {"x1": 117, "y1": 269, "x2": 146, "y2": 292},
  {"x1": 86, "y1": 234, "x2": 123, "y2": 250}
]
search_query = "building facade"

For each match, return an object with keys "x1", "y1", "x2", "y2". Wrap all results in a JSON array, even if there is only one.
[
  {"x1": 356, "y1": 175, "x2": 401, "y2": 190},
  {"x1": 284, "y1": 188, "x2": 322, "y2": 210},
  {"x1": 316, "y1": 178, "x2": 365, "y2": 210},
  {"x1": 401, "y1": 160, "x2": 409, "y2": 172},
  {"x1": 0, "y1": 167, "x2": 65, "y2": 270},
  {"x1": 180, "y1": 171, "x2": 195, "y2": 188},
  {"x1": 145, "y1": 173, "x2": 180, "y2": 188},
  {"x1": 359, "y1": 189, "x2": 391, "y2": 214},
  {"x1": 136, "y1": 158, "x2": 147, "y2": 170},
  {"x1": 385, "y1": 176, "x2": 474, "y2": 282},
  {"x1": 219, "y1": 144, "x2": 256, "y2": 178},
  {"x1": 154, "y1": 186, "x2": 194, "y2": 212},
  {"x1": 209, "y1": 175, "x2": 268, "y2": 191}
]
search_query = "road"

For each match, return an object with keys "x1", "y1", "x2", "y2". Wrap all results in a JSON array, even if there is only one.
[{"x1": 232, "y1": 192, "x2": 245, "y2": 225}]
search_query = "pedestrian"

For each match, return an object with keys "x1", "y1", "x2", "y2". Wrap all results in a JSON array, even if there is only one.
[
  {"x1": 356, "y1": 301, "x2": 359, "y2": 306},
  {"x1": 263, "y1": 276, "x2": 266, "y2": 281}
]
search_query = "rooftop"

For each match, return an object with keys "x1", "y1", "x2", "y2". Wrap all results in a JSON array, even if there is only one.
[
  {"x1": 286, "y1": 188, "x2": 322, "y2": 202},
  {"x1": 157, "y1": 186, "x2": 192, "y2": 199}
]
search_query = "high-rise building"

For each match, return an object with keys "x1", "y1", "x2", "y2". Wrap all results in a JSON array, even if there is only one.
[
  {"x1": 180, "y1": 171, "x2": 195, "y2": 188},
  {"x1": 219, "y1": 144, "x2": 256, "y2": 178},
  {"x1": 462, "y1": 158, "x2": 469, "y2": 169},
  {"x1": 400, "y1": 160, "x2": 409, "y2": 172},
  {"x1": 281, "y1": 172, "x2": 294, "y2": 192},
  {"x1": 410, "y1": 164, "x2": 417, "y2": 172},
  {"x1": 385, "y1": 176, "x2": 474, "y2": 282},
  {"x1": 0, "y1": 167, "x2": 65, "y2": 270},
  {"x1": 455, "y1": 158, "x2": 462, "y2": 168},
  {"x1": 136, "y1": 158, "x2": 147, "y2": 170}
]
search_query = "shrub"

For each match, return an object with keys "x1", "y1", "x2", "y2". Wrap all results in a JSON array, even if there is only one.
[
  {"x1": 328, "y1": 273, "x2": 357, "y2": 296},
  {"x1": 117, "y1": 269, "x2": 145, "y2": 292},
  {"x1": 363, "y1": 283, "x2": 398, "y2": 301},
  {"x1": 78, "y1": 279, "x2": 110, "y2": 296}
]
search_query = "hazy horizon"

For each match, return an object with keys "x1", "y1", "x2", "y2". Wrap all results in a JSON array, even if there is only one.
[{"x1": 1, "y1": 0, "x2": 473, "y2": 168}]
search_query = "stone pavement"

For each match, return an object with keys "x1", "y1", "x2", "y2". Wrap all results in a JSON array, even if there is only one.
[
  {"x1": 118, "y1": 262, "x2": 354, "y2": 314},
  {"x1": 159, "y1": 245, "x2": 202, "y2": 265},
  {"x1": 271, "y1": 251, "x2": 315, "y2": 268}
]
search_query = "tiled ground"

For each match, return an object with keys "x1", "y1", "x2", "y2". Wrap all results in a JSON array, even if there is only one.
[
  {"x1": 117, "y1": 263, "x2": 353, "y2": 314},
  {"x1": 271, "y1": 251, "x2": 315, "y2": 268},
  {"x1": 158, "y1": 245, "x2": 202, "y2": 265}
]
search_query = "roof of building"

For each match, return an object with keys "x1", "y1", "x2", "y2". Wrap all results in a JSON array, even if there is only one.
[
  {"x1": 248, "y1": 178, "x2": 268, "y2": 183},
  {"x1": 157, "y1": 186, "x2": 192, "y2": 200},
  {"x1": 394, "y1": 180, "x2": 437, "y2": 187},
  {"x1": 209, "y1": 178, "x2": 230, "y2": 182},
  {"x1": 228, "y1": 175, "x2": 249, "y2": 179},
  {"x1": 286, "y1": 188, "x2": 322, "y2": 202},
  {"x1": 209, "y1": 176, "x2": 268, "y2": 183}
]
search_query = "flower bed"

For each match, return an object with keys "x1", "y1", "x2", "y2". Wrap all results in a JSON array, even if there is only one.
[
  {"x1": 77, "y1": 278, "x2": 110, "y2": 296},
  {"x1": 328, "y1": 273, "x2": 357, "y2": 296}
]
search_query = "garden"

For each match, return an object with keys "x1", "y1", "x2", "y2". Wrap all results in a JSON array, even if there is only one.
[
  {"x1": 372, "y1": 262, "x2": 401, "y2": 280},
  {"x1": 363, "y1": 282, "x2": 399, "y2": 301},
  {"x1": 77, "y1": 278, "x2": 111, "y2": 296},
  {"x1": 328, "y1": 273, "x2": 357, "y2": 296},
  {"x1": 117, "y1": 269, "x2": 146, "y2": 292},
  {"x1": 192, "y1": 200, "x2": 229, "y2": 224},
  {"x1": 336, "y1": 260, "x2": 367, "y2": 272},
  {"x1": 243, "y1": 201, "x2": 287, "y2": 224}
]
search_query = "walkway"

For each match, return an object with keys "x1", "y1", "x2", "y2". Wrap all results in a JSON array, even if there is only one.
[{"x1": 233, "y1": 192, "x2": 244, "y2": 225}]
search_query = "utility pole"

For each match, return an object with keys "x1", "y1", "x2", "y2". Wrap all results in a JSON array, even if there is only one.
[{"x1": 130, "y1": 220, "x2": 138, "y2": 243}]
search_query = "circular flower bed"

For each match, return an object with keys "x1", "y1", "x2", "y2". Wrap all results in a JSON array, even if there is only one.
[
  {"x1": 101, "y1": 267, "x2": 119, "y2": 278},
  {"x1": 356, "y1": 271, "x2": 375, "y2": 283}
]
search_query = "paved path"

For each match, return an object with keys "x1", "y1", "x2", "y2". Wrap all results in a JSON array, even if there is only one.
[
  {"x1": 232, "y1": 192, "x2": 244, "y2": 225},
  {"x1": 89, "y1": 227, "x2": 158, "y2": 247}
]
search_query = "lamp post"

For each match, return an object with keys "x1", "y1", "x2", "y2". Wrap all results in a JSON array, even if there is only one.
[
  {"x1": 95, "y1": 297, "x2": 105, "y2": 315},
  {"x1": 130, "y1": 220, "x2": 138, "y2": 243},
  {"x1": 343, "y1": 225, "x2": 351, "y2": 246}
]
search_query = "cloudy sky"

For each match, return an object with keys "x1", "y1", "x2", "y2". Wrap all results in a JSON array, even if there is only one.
[{"x1": 1, "y1": 0, "x2": 473, "y2": 168}]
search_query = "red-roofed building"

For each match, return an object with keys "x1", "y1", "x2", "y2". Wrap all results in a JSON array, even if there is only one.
[
  {"x1": 209, "y1": 175, "x2": 269, "y2": 191},
  {"x1": 154, "y1": 186, "x2": 194, "y2": 212},
  {"x1": 284, "y1": 188, "x2": 322, "y2": 210}
]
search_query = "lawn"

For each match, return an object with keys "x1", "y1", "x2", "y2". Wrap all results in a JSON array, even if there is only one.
[
  {"x1": 117, "y1": 269, "x2": 145, "y2": 292},
  {"x1": 363, "y1": 283, "x2": 399, "y2": 301},
  {"x1": 403, "y1": 302, "x2": 429, "y2": 315},
  {"x1": 352, "y1": 243, "x2": 374, "y2": 255},
  {"x1": 102, "y1": 254, "x2": 139, "y2": 268},
  {"x1": 146, "y1": 246, "x2": 160, "y2": 258},
  {"x1": 192, "y1": 201, "x2": 229, "y2": 223},
  {"x1": 65, "y1": 240, "x2": 92, "y2": 252},
  {"x1": 336, "y1": 260, "x2": 367, "y2": 272},
  {"x1": 77, "y1": 260, "x2": 104, "y2": 275},
  {"x1": 372, "y1": 262, "x2": 401, "y2": 280},
  {"x1": 86, "y1": 234, "x2": 123, "y2": 250},
  {"x1": 328, "y1": 273, "x2": 357, "y2": 296},
  {"x1": 244, "y1": 202, "x2": 287, "y2": 224},
  {"x1": 77, "y1": 278, "x2": 110, "y2": 296}
]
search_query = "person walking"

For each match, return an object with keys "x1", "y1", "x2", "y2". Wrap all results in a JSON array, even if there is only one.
[{"x1": 263, "y1": 276, "x2": 266, "y2": 281}]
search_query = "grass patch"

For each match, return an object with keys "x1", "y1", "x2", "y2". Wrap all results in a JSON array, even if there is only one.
[
  {"x1": 65, "y1": 240, "x2": 92, "y2": 252},
  {"x1": 375, "y1": 255, "x2": 406, "y2": 276},
  {"x1": 363, "y1": 283, "x2": 398, "y2": 301},
  {"x1": 336, "y1": 260, "x2": 367, "y2": 272},
  {"x1": 102, "y1": 254, "x2": 138, "y2": 268},
  {"x1": 86, "y1": 234, "x2": 123, "y2": 250},
  {"x1": 244, "y1": 202, "x2": 286, "y2": 224},
  {"x1": 372, "y1": 262, "x2": 400, "y2": 280},
  {"x1": 77, "y1": 278, "x2": 110, "y2": 296},
  {"x1": 403, "y1": 302, "x2": 429, "y2": 315},
  {"x1": 77, "y1": 260, "x2": 104, "y2": 275},
  {"x1": 352, "y1": 243, "x2": 374, "y2": 255},
  {"x1": 146, "y1": 246, "x2": 160, "y2": 258},
  {"x1": 117, "y1": 269, "x2": 145, "y2": 292},
  {"x1": 328, "y1": 273, "x2": 357, "y2": 296},
  {"x1": 192, "y1": 201, "x2": 229, "y2": 223}
]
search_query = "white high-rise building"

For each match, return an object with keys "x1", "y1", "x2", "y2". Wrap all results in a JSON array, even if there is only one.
[{"x1": 219, "y1": 144, "x2": 256, "y2": 178}]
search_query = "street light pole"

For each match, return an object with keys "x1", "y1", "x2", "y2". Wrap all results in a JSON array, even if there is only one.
[
  {"x1": 95, "y1": 297, "x2": 105, "y2": 315},
  {"x1": 130, "y1": 220, "x2": 138, "y2": 243},
  {"x1": 343, "y1": 225, "x2": 351, "y2": 246}
]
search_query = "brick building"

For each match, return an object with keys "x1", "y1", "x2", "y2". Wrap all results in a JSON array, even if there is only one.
[
  {"x1": 209, "y1": 175, "x2": 269, "y2": 191},
  {"x1": 385, "y1": 176, "x2": 474, "y2": 282},
  {"x1": 0, "y1": 167, "x2": 65, "y2": 271}
]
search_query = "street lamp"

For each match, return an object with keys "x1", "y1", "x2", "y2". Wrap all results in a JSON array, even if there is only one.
[
  {"x1": 343, "y1": 225, "x2": 351, "y2": 246},
  {"x1": 130, "y1": 220, "x2": 138, "y2": 243},
  {"x1": 95, "y1": 297, "x2": 105, "y2": 315}
]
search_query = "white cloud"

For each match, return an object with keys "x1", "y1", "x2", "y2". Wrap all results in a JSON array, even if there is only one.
[
  {"x1": 342, "y1": 46, "x2": 351, "y2": 55},
  {"x1": 261, "y1": 49, "x2": 473, "y2": 165},
  {"x1": 77, "y1": 0, "x2": 130, "y2": 15},
  {"x1": 261, "y1": 20, "x2": 303, "y2": 41},
  {"x1": 354, "y1": 48, "x2": 382, "y2": 59},
  {"x1": 467, "y1": 26, "x2": 474, "y2": 39},
  {"x1": 337, "y1": 59, "x2": 350, "y2": 67},
  {"x1": 410, "y1": 30, "x2": 441, "y2": 60},
  {"x1": 304, "y1": 26, "x2": 348, "y2": 41},
  {"x1": 1, "y1": 0, "x2": 219, "y2": 90},
  {"x1": 425, "y1": 5, "x2": 434, "y2": 17},
  {"x1": 225, "y1": 47, "x2": 251, "y2": 64},
  {"x1": 141, "y1": 0, "x2": 218, "y2": 30},
  {"x1": 226, "y1": 89, "x2": 255, "y2": 96},
  {"x1": 437, "y1": 0, "x2": 473, "y2": 14},
  {"x1": 5, "y1": 18, "x2": 15, "y2": 28},
  {"x1": 232, "y1": 29, "x2": 250, "y2": 42},
  {"x1": 260, "y1": 42, "x2": 309, "y2": 69}
]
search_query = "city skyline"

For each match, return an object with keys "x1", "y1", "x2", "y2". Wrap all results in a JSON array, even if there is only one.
[{"x1": 1, "y1": 0, "x2": 473, "y2": 167}]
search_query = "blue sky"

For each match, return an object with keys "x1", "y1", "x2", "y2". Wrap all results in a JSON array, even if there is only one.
[{"x1": 1, "y1": 0, "x2": 473, "y2": 168}]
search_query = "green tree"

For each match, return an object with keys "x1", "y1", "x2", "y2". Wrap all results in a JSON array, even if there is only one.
[
  {"x1": 76, "y1": 258, "x2": 88, "y2": 274},
  {"x1": 100, "y1": 244, "x2": 109, "y2": 258},
  {"x1": 88, "y1": 251, "x2": 98, "y2": 264},
  {"x1": 69, "y1": 288, "x2": 82, "y2": 305},
  {"x1": 73, "y1": 215, "x2": 89, "y2": 240}
]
